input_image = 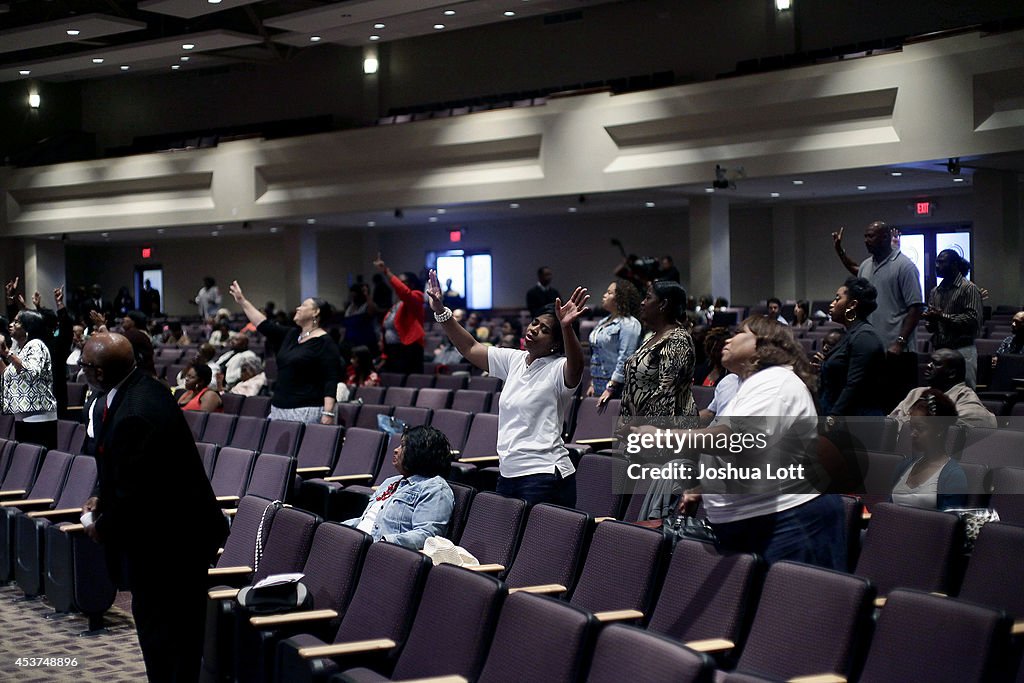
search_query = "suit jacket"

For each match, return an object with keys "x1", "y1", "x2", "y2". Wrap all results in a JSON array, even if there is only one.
[
  {"x1": 92, "y1": 369, "x2": 226, "y2": 580},
  {"x1": 526, "y1": 284, "x2": 560, "y2": 317}
]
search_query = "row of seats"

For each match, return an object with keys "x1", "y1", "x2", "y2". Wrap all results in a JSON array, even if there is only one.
[{"x1": 202, "y1": 494, "x2": 1023, "y2": 683}]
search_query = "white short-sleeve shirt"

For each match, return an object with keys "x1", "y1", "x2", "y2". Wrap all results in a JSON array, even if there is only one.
[{"x1": 487, "y1": 347, "x2": 577, "y2": 479}]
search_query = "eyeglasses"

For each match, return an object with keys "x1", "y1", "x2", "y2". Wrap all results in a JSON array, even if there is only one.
[{"x1": 78, "y1": 361, "x2": 100, "y2": 369}]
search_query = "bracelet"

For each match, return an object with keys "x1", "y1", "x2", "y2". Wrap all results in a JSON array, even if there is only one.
[
  {"x1": 321, "y1": 410, "x2": 335, "y2": 416},
  {"x1": 433, "y1": 307, "x2": 454, "y2": 323}
]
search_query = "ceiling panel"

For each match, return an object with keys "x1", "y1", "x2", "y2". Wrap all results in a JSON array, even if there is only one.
[
  {"x1": 138, "y1": 0, "x2": 265, "y2": 20},
  {"x1": 0, "y1": 13, "x2": 147, "y2": 55}
]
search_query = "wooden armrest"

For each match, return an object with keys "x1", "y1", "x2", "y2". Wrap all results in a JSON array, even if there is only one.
[
  {"x1": 861, "y1": 510, "x2": 872, "y2": 521},
  {"x1": 458, "y1": 456, "x2": 500, "y2": 464},
  {"x1": 67, "y1": 405, "x2": 84, "y2": 411},
  {"x1": 323, "y1": 474, "x2": 373, "y2": 483},
  {"x1": 594, "y1": 517, "x2": 616, "y2": 523},
  {"x1": 391, "y1": 678, "x2": 469, "y2": 683},
  {"x1": 465, "y1": 564, "x2": 505, "y2": 573},
  {"x1": 0, "y1": 490, "x2": 28, "y2": 498},
  {"x1": 208, "y1": 565, "x2": 252, "y2": 577},
  {"x1": 296, "y1": 466, "x2": 331, "y2": 475},
  {"x1": 873, "y1": 597, "x2": 886, "y2": 608},
  {"x1": 224, "y1": 508, "x2": 238, "y2": 517},
  {"x1": 684, "y1": 638, "x2": 735, "y2": 653},
  {"x1": 28, "y1": 507, "x2": 82, "y2": 518},
  {"x1": 60, "y1": 523, "x2": 85, "y2": 532},
  {"x1": 574, "y1": 438, "x2": 617, "y2": 446},
  {"x1": 789, "y1": 675, "x2": 848, "y2": 683},
  {"x1": 930, "y1": 592, "x2": 947, "y2": 597},
  {"x1": 0, "y1": 497, "x2": 55, "y2": 508},
  {"x1": 1012, "y1": 620, "x2": 1024, "y2": 636},
  {"x1": 250, "y1": 609, "x2": 339, "y2": 628},
  {"x1": 216, "y1": 495, "x2": 240, "y2": 503},
  {"x1": 299, "y1": 638, "x2": 397, "y2": 659},
  {"x1": 208, "y1": 588, "x2": 240, "y2": 600},
  {"x1": 509, "y1": 584, "x2": 566, "y2": 595},
  {"x1": 593, "y1": 609, "x2": 644, "y2": 623}
]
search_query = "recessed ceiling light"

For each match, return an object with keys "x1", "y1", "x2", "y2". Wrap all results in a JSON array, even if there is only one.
[
  {"x1": 568, "y1": 207, "x2": 577, "y2": 213},
  {"x1": 367, "y1": 220, "x2": 376, "y2": 227},
  {"x1": 157, "y1": 228, "x2": 165, "y2": 234},
  {"x1": 171, "y1": 64, "x2": 180, "y2": 70},
  {"x1": 306, "y1": 218, "x2": 316, "y2": 224},
  {"x1": 120, "y1": 65, "x2": 130, "y2": 71},
  {"x1": 433, "y1": 24, "x2": 445, "y2": 30},
  {"x1": 369, "y1": 35, "x2": 380, "y2": 41},
  {"x1": 211, "y1": 230, "x2": 220, "y2": 236},
  {"x1": 443, "y1": 10, "x2": 455, "y2": 16},
  {"x1": 429, "y1": 216, "x2": 438, "y2": 222},
  {"x1": 857, "y1": 185, "x2": 867, "y2": 191},
  {"x1": 509, "y1": 202, "x2": 520, "y2": 209},
  {"x1": 704, "y1": 187, "x2": 715, "y2": 193},
  {"x1": 890, "y1": 171, "x2": 902, "y2": 177},
  {"x1": 436, "y1": 208, "x2": 446, "y2": 214},
  {"x1": 180, "y1": 56, "x2": 190, "y2": 61},
  {"x1": 770, "y1": 192, "x2": 780, "y2": 198},
  {"x1": 19, "y1": 69, "x2": 30, "y2": 75},
  {"x1": 310, "y1": 35, "x2": 321, "y2": 42},
  {"x1": 645, "y1": 201, "x2": 656, "y2": 208},
  {"x1": 66, "y1": 29, "x2": 80, "y2": 36},
  {"x1": 209, "y1": 0, "x2": 223, "y2": 4},
  {"x1": 92, "y1": 58, "x2": 104, "y2": 64},
  {"x1": 953, "y1": 177, "x2": 965, "y2": 183},
  {"x1": 374, "y1": 23, "x2": 386, "y2": 29},
  {"x1": 101, "y1": 232, "x2": 109, "y2": 238},
  {"x1": 270, "y1": 227, "x2": 280, "y2": 233},
  {"x1": 792, "y1": 179, "x2": 804, "y2": 185},
  {"x1": 504, "y1": 11, "x2": 516, "y2": 16},
  {"x1": 182, "y1": 43, "x2": 195, "y2": 50}
]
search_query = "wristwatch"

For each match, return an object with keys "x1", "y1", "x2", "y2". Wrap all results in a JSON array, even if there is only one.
[{"x1": 895, "y1": 336, "x2": 907, "y2": 348}]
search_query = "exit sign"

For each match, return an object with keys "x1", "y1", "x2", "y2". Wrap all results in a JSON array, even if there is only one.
[
  {"x1": 915, "y1": 201, "x2": 933, "y2": 217},
  {"x1": 141, "y1": 247, "x2": 152, "y2": 259}
]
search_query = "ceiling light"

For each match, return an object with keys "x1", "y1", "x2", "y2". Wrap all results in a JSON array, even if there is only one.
[
  {"x1": 433, "y1": 24, "x2": 445, "y2": 30},
  {"x1": 792, "y1": 179, "x2": 804, "y2": 185},
  {"x1": 436, "y1": 208, "x2": 447, "y2": 214},
  {"x1": 157, "y1": 228, "x2": 165, "y2": 234},
  {"x1": 890, "y1": 171, "x2": 902, "y2": 177},
  {"x1": 28, "y1": 92, "x2": 40, "y2": 108},
  {"x1": 363, "y1": 57, "x2": 379, "y2": 74},
  {"x1": 568, "y1": 207, "x2": 577, "y2": 213},
  {"x1": 504, "y1": 11, "x2": 516, "y2": 16},
  {"x1": 19, "y1": 69, "x2": 30, "y2": 75},
  {"x1": 211, "y1": 230, "x2": 219, "y2": 236},
  {"x1": 953, "y1": 177, "x2": 965, "y2": 183},
  {"x1": 180, "y1": 56, "x2": 190, "y2": 61},
  {"x1": 857, "y1": 185, "x2": 867, "y2": 191},
  {"x1": 92, "y1": 58, "x2": 104, "y2": 64},
  {"x1": 374, "y1": 23, "x2": 386, "y2": 29},
  {"x1": 209, "y1": 0, "x2": 223, "y2": 4},
  {"x1": 645, "y1": 201, "x2": 656, "y2": 208},
  {"x1": 770, "y1": 192, "x2": 780, "y2": 198},
  {"x1": 66, "y1": 29, "x2": 80, "y2": 36},
  {"x1": 310, "y1": 35, "x2": 321, "y2": 42},
  {"x1": 270, "y1": 227, "x2": 280, "y2": 233},
  {"x1": 775, "y1": 0, "x2": 792, "y2": 10},
  {"x1": 509, "y1": 202, "x2": 520, "y2": 209},
  {"x1": 171, "y1": 64, "x2": 180, "y2": 70},
  {"x1": 306, "y1": 218, "x2": 316, "y2": 224},
  {"x1": 101, "y1": 232, "x2": 109, "y2": 238},
  {"x1": 704, "y1": 188, "x2": 715, "y2": 193},
  {"x1": 429, "y1": 216, "x2": 438, "y2": 222},
  {"x1": 120, "y1": 65, "x2": 130, "y2": 71},
  {"x1": 369, "y1": 35, "x2": 380, "y2": 41},
  {"x1": 443, "y1": 10, "x2": 455, "y2": 16},
  {"x1": 182, "y1": 43, "x2": 195, "y2": 50},
  {"x1": 367, "y1": 220, "x2": 376, "y2": 227}
]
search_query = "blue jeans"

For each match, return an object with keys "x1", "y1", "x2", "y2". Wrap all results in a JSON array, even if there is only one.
[
  {"x1": 497, "y1": 471, "x2": 577, "y2": 507},
  {"x1": 712, "y1": 494, "x2": 847, "y2": 571}
]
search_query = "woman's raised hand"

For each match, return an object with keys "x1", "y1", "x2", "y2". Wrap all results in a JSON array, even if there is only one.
[
  {"x1": 228, "y1": 280, "x2": 245, "y2": 304},
  {"x1": 555, "y1": 286, "x2": 590, "y2": 326},
  {"x1": 425, "y1": 270, "x2": 445, "y2": 314}
]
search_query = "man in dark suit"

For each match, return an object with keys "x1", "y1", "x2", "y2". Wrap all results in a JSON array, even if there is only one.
[
  {"x1": 81, "y1": 333, "x2": 227, "y2": 682},
  {"x1": 525, "y1": 266, "x2": 560, "y2": 317}
]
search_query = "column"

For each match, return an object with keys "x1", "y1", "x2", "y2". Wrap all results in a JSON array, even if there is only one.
[
  {"x1": 973, "y1": 170, "x2": 1021, "y2": 305},
  {"x1": 23, "y1": 239, "x2": 66, "y2": 305},
  {"x1": 689, "y1": 194, "x2": 731, "y2": 304},
  {"x1": 283, "y1": 225, "x2": 319, "y2": 307},
  {"x1": 772, "y1": 204, "x2": 804, "y2": 300}
]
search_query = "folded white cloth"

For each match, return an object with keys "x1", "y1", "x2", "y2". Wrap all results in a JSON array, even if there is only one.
[{"x1": 421, "y1": 536, "x2": 479, "y2": 567}]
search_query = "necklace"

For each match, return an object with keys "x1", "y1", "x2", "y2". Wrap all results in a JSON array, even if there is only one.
[{"x1": 299, "y1": 328, "x2": 318, "y2": 341}]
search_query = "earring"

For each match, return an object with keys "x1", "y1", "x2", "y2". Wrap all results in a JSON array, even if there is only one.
[
  {"x1": 844, "y1": 307, "x2": 857, "y2": 323},
  {"x1": 313, "y1": 316, "x2": 320, "y2": 327}
]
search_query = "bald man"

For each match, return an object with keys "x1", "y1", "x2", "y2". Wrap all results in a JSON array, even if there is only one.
[{"x1": 81, "y1": 333, "x2": 227, "y2": 682}]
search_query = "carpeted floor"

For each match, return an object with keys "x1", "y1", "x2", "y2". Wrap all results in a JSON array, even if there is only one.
[{"x1": 0, "y1": 583, "x2": 147, "y2": 682}]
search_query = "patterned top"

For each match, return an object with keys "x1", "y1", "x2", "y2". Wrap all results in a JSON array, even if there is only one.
[
  {"x1": 996, "y1": 334, "x2": 1024, "y2": 356},
  {"x1": 926, "y1": 272, "x2": 982, "y2": 349},
  {"x1": 620, "y1": 326, "x2": 698, "y2": 425},
  {"x1": 1, "y1": 338, "x2": 57, "y2": 416}
]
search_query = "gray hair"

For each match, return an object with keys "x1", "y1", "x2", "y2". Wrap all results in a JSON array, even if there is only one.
[{"x1": 238, "y1": 355, "x2": 264, "y2": 375}]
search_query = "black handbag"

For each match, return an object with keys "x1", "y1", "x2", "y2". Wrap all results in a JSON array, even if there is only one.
[{"x1": 663, "y1": 512, "x2": 717, "y2": 546}]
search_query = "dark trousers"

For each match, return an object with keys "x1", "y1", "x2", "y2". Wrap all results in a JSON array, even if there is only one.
[
  {"x1": 712, "y1": 494, "x2": 847, "y2": 571},
  {"x1": 14, "y1": 419, "x2": 58, "y2": 451},
  {"x1": 383, "y1": 343, "x2": 425, "y2": 375},
  {"x1": 497, "y1": 470, "x2": 577, "y2": 507},
  {"x1": 127, "y1": 559, "x2": 207, "y2": 682}
]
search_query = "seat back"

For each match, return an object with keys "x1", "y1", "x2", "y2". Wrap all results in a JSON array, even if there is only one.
[
  {"x1": 961, "y1": 427, "x2": 1024, "y2": 468},
  {"x1": 220, "y1": 393, "x2": 245, "y2": 415},
  {"x1": 1, "y1": 443, "x2": 44, "y2": 492},
  {"x1": 393, "y1": 406, "x2": 431, "y2": 428},
  {"x1": 858, "y1": 590, "x2": 1011, "y2": 683},
  {"x1": 209, "y1": 447, "x2": 256, "y2": 500},
  {"x1": 458, "y1": 491, "x2": 527, "y2": 567},
  {"x1": 384, "y1": 386, "x2": 418, "y2": 407},
  {"x1": 56, "y1": 420, "x2": 78, "y2": 452},
  {"x1": 586, "y1": 623, "x2": 713, "y2": 683},
  {"x1": 404, "y1": 374, "x2": 435, "y2": 389},
  {"x1": 391, "y1": 564, "x2": 506, "y2": 681},
  {"x1": 24, "y1": 450, "x2": 74, "y2": 501},
  {"x1": 461, "y1": 413, "x2": 499, "y2": 459},
  {"x1": 196, "y1": 442, "x2": 218, "y2": 478},
  {"x1": 429, "y1": 409, "x2": 473, "y2": 451},
  {"x1": 68, "y1": 424, "x2": 87, "y2": 455},
  {"x1": 958, "y1": 522, "x2": 1024, "y2": 618},
  {"x1": 569, "y1": 520, "x2": 667, "y2": 616},
  {"x1": 246, "y1": 453, "x2": 296, "y2": 501},
  {"x1": 570, "y1": 397, "x2": 622, "y2": 443},
  {"x1": 477, "y1": 592, "x2": 595, "y2": 683},
  {"x1": 841, "y1": 494, "x2": 864, "y2": 571},
  {"x1": 202, "y1": 412, "x2": 237, "y2": 446},
  {"x1": 333, "y1": 541, "x2": 432, "y2": 644},
  {"x1": 452, "y1": 389, "x2": 490, "y2": 413},
  {"x1": 330, "y1": 427, "x2": 386, "y2": 479},
  {"x1": 990, "y1": 466, "x2": 1024, "y2": 525},
  {"x1": 295, "y1": 423, "x2": 343, "y2": 470},
  {"x1": 217, "y1": 495, "x2": 277, "y2": 568},
  {"x1": 228, "y1": 415, "x2": 267, "y2": 451},
  {"x1": 65, "y1": 383, "x2": 88, "y2": 410},
  {"x1": 354, "y1": 403, "x2": 393, "y2": 430},
  {"x1": 0, "y1": 415, "x2": 14, "y2": 439},
  {"x1": 184, "y1": 410, "x2": 209, "y2": 441},
  {"x1": 735, "y1": 561, "x2": 874, "y2": 680},
  {"x1": 301, "y1": 523, "x2": 372, "y2": 614},
  {"x1": 53, "y1": 455, "x2": 97, "y2": 509},
  {"x1": 251, "y1": 505, "x2": 318, "y2": 582},
  {"x1": 647, "y1": 538, "x2": 762, "y2": 647},
  {"x1": 378, "y1": 373, "x2": 404, "y2": 387},
  {"x1": 574, "y1": 454, "x2": 627, "y2": 518},
  {"x1": 354, "y1": 385, "x2": 386, "y2": 403},
  {"x1": 239, "y1": 395, "x2": 271, "y2": 418},
  {"x1": 854, "y1": 502, "x2": 963, "y2": 596},
  {"x1": 505, "y1": 504, "x2": 591, "y2": 590},
  {"x1": 435, "y1": 374, "x2": 468, "y2": 391},
  {"x1": 261, "y1": 420, "x2": 303, "y2": 457},
  {"x1": 468, "y1": 376, "x2": 502, "y2": 393},
  {"x1": 414, "y1": 388, "x2": 452, "y2": 410}
]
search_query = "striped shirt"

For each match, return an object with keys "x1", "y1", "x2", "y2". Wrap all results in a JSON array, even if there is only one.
[{"x1": 926, "y1": 273, "x2": 982, "y2": 350}]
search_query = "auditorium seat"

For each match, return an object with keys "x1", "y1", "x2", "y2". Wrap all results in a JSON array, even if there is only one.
[
  {"x1": 587, "y1": 623, "x2": 714, "y2": 683},
  {"x1": 566, "y1": 397, "x2": 621, "y2": 454},
  {"x1": 294, "y1": 424, "x2": 344, "y2": 480},
  {"x1": 859, "y1": 451, "x2": 906, "y2": 512},
  {"x1": 446, "y1": 481, "x2": 475, "y2": 542},
  {"x1": 429, "y1": 409, "x2": 473, "y2": 452},
  {"x1": 245, "y1": 453, "x2": 296, "y2": 502},
  {"x1": 211, "y1": 495, "x2": 281, "y2": 582},
  {"x1": 457, "y1": 491, "x2": 527, "y2": 570},
  {"x1": 692, "y1": 385, "x2": 715, "y2": 411},
  {"x1": 197, "y1": 442, "x2": 218, "y2": 478},
  {"x1": 450, "y1": 413, "x2": 500, "y2": 483},
  {"x1": 68, "y1": 423, "x2": 87, "y2": 455},
  {"x1": 989, "y1": 467, "x2": 1024, "y2": 525},
  {"x1": 0, "y1": 443, "x2": 44, "y2": 501},
  {"x1": 488, "y1": 391, "x2": 501, "y2": 414},
  {"x1": 56, "y1": 419, "x2": 79, "y2": 452},
  {"x1": 960, "y1": 427, "x2": 1024, "y2": 468},
  {"x1": 574, "y1": 453, "x2": 628, "y2": 519},
  {"x1": 435, "y1": 374, "x2": 468, "y2": 391},
  {"x1": 229, "y1": 415, "x2": 268, "y2": 451},
  {"x1": 221, "y1": 392, "x2": 245, "y2": 415},
  {"x1": 840, "y1": 495, "x2": 865, "y2": 571},
  {"x1": 353, "y1": 386, "x2": 385, "y2": 404},
  {"x1": 392, "y1": 406, "x2": 431, "y2": 428},
  {"x1": 414, "y1": 388, "x2": 452, "y2": 410},
  {"x1": 354, "y1": 403, "x2": 393, "y2": 430},
  {"x1": 0, "y1": 414, "x2": 13, "y2": 439},
  {"x1": 261, "y1": 419, "x2": 304, "y2": 457},
  {"x1": 184, "y1": 409, "x2": 209, "y2": 441},
  {"x1": 202, "y1": 413, "x2": 238, "y2": 447},
  {"x1": 335, "y1": 401, "x2": 360, "y2": 428},
  {"x1": 274, "y1": 542, "x2": 431, "y2": 682},
  {"x1": 499, "y1": 504, "x2": 591, "y2": 592},
  {"x1": 468, "y1": 376, "x2": 502, "y2": 393},
  {"x1": 378, "y1": 373, "x2": 405, "y2": 387},
  {"x1": 451, "y1": 389, "x2": 490, "y2": 413},
  {"x1": 298, "y1": 428, "x2": 386, "y2": 518},
  {"x1": 383, "y1": 387, "x2": 417, "y2": 407},
  {"x1": 327, "y1": 434, "x2": 402, "y2": 522},
  {"x1": 240, "y1": 395, "x2": 272, "y2": 418},
  {"x1": 210, "y1": 447, "x2": 258, "y2": 506},
  {"x1": 403, "y1": 373, "x2": 434, "y2": 389}
]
